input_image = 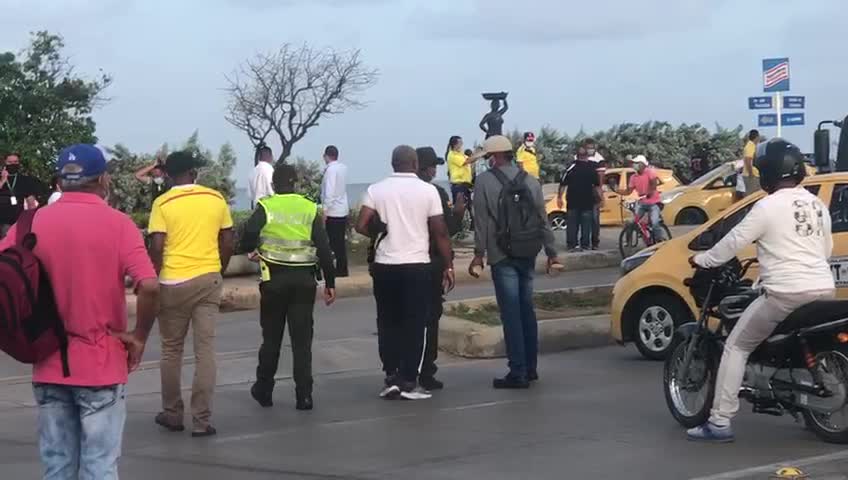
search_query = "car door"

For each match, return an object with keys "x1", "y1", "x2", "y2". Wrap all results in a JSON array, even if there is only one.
[
  {"x1": 824, "y1": 182, "x2": 848, "y2": 298},
  {"x1": 600, "y1": 172, "x2": 623, "y2": 225}
]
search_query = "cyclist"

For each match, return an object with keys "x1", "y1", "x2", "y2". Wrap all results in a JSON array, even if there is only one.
[
  {"x1": 686, "y1": 139, "x2": 835, "y2": 443},
  {"x1": 617, "y1": 155, "x2": 666, "y2": 242}
]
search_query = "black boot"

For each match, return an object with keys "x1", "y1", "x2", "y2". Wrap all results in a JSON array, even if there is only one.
[
  {"x1": 251, "y1": 382, "x2": 273, "y2": 408},
  {"x1": 296, "y1": 388, "x2": 313, "y2": 411},
  {"x1": 493, "y1": 375, "x2": 530, "y2": 390}
]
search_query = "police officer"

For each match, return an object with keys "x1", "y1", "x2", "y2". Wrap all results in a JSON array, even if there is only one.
[
  {"x1": 415, "y1": 147, "x2": 462, "y2": 390},
  {"x1": 241, "y1": 164, "x2": 337, "y2": 410}
]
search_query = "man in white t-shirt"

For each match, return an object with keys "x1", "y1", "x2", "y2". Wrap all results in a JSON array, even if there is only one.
[
  {"x1": 250, "y1": 145, "x2": 275, "y2": 208},
  {"x1": 687, "y1": 139, "x2": 835, "y2": 443},
  {"x1": 355, "y1": 145, "x2": 455, "y2": 401}
]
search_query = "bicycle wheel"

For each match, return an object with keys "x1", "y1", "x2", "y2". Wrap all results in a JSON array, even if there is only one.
[{"x1": 619, "y1": 224, "x2": 647, "y2": 258}]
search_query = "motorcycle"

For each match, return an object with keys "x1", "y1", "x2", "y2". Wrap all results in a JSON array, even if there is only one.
[{"x1": 663, "y1": 258, "x2": 848, "y2": 443}]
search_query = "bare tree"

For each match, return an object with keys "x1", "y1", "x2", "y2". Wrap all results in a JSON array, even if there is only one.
[{"x1": 225, "y1": 44, "x2": 378, "y2": 163}]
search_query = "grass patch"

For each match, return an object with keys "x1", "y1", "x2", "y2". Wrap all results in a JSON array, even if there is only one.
[{"x1": 446, "y1": 290, "x2": 612, "y2": 326}]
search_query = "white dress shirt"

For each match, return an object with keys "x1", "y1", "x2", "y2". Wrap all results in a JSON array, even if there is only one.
[
  {"x1": 321, "y1": 161, "x2": 349, "y2": 218},
  {"x1": 250, "y1": 161, "x2": 275, "y2": 206}
]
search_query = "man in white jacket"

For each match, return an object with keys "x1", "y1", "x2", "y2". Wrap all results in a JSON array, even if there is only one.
[{"x1": 687, "y1": 139, "x2": 835, "y2": 443}]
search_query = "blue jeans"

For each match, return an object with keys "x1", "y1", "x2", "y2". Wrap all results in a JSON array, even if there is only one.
[
  {"x1": 635, "y1": 203, "x2": 666, "y2": 241},
  {"x1": 34, "y1": 384, "x2": 127, "y2": 480},
  {"x1": 491, "y1": 258, "x2": 538, "y2": 379},
  {"x1": 566, "y1": 209, "x2": 593, "y2": 249}
]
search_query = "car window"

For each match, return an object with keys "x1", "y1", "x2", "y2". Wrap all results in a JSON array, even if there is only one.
[
  {"x1": 690, "y1": 200, "x2": 759, "y2": 251},
  {"x1": 690, "y1": 164, "x2": 733, "y2": 187},
  {"x1": 604, "y1": 173, "x2": 621, "y2": 192},
  {"x1": 830, "y1": 184, "x2": 848, "y2": 234}
]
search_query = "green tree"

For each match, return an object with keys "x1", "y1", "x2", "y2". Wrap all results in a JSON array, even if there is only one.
[
  {"x1": 0, "y1": 31, "x2": 111, "y2": 180},
  {"x1": 179, "y1": 131, "x2": 237, "y2": 202}
]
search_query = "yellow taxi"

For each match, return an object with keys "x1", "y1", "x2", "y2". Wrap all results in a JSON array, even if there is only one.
[
  {"x1": 661, "y1": 161, "x2": 818, "y2": 226},
  {"x1": 547, "y1": 167, "x2": 681, "y2": 231},
  {"x1": 611, "y1": 171, "x2": 847, "y2": 360}
]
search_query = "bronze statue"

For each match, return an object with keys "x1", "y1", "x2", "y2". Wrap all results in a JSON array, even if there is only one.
[{"x1": 479, "y1": 92, "x2": 508, "y2": 138}]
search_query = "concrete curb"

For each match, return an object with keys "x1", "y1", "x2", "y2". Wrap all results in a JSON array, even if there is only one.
[
  {"x1": 126, "y1": 254, "x2": 621, "y2": 315},
  {"x1": 438, "y1": 285, "x2": 614, "y2": 358}
]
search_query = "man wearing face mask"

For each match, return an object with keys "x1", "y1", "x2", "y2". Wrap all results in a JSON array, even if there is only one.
[
  {"x1": 0, "y1": 153, "x2": 44, "y2": 238},
  {"x1": 516, "y1": 132, "x2": 540, "y2": 179},
  {"x1": 134, "y1": 156, "x2": 169, "y2": 205}
]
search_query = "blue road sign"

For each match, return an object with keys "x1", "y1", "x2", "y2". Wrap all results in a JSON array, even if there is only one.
[
  {"x1": 763, "y1": 58, "x2": 790, "y2": 93},
  {"x1": 781, "y1": 113, "x2": 805, "y2": 126},
  {"x1": 759, "y1": 114, "x2": 778, "y2": 127},
  {"x1": 783, "y1": 96, "x2": 805, "y2": 109},
  {"x1": 749, "y1": 96, "x2": 773, "y2": 109}
]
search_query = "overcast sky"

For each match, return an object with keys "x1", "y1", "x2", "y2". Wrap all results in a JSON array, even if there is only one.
[{"x1": 1, "y1": 0, "x2": 845, "y2": 185}]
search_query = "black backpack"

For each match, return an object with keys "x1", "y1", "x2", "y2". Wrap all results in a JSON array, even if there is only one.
[{"x1": 488, "y1": 169, "x2": 545, "y2": 259}]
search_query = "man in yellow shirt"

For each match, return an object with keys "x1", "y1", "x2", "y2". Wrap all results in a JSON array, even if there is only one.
[
  {"x1": 516, "y1": 132, "x2": 540, "y2": 179},
  {"x1": 741, "y1": 129, "x2": 761, "y2": 197},
  {"x1": 148, "y1": 151, "x2": 235, "y2": 438}
]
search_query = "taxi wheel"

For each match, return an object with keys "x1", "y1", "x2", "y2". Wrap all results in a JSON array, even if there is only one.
[
  {"x1": 675, "y1": 208, "x2": 707, "y2": 225},
  {"x1": 548, "y1": 213, "x2": 568, "y2": 232},
  {"x1": 634, "y1": 293, "x2": 690, "y2": 360}
]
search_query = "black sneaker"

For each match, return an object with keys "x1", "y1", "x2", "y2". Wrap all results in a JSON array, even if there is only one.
[
  {"x1": 528, "y1": 371, "x2": 539, "y2": 382},
  {"x1": 250, "y1": 383, "x2": 273, "y2": 408},
  {"x1": 493, "y1": 375, "x2": 530, "y2": 389},
  {"x1": 419, "y1": 376, "x2": 444, "y2": 391}
]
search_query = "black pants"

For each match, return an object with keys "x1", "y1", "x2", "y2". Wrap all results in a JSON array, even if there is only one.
[
  {"x1": 325, "y1": 216, "x2": 349, "y2": 277},
  {"x1": 372, "y1": 263, "x2": 433, "y2": 383},
  {"x1": 566, "y1": 208, "x2": 593, "y2": 249},
  {"x1": 421, "y1": 265, "x2": 444, "y2": 379},
  {"x1": 255, "y1": 266, "x2": 317, "y2": 394}
]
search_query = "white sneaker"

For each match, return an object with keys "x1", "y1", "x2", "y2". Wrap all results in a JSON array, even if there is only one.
[
  {"x1": 379, "y1": 385, "x2": 401, "y2": 399},
  {"x1": 400, "y1": 386, "x2": 432, "y2": 401}
]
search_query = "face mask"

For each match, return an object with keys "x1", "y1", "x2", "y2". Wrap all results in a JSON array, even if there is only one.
[
  {"x1": 4, "y1": 165, "x2": 20, "y2": 175},
  {"x1": 153, "y1": 177, "x2": 165, "y2": 185},
  {"x1": 586, "y1": 149, "x2": 596, "y2": 157}
]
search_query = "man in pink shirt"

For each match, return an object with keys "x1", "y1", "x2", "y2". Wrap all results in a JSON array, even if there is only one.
[
  {"x1": 0, "y1": 144, "x2": 159, "y2": 480},
  {"x1": 619, "y1": 155, "x2": 667, "y2": 241}
]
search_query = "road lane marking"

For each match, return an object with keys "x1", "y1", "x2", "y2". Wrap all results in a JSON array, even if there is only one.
[
  {"x1": 689, "y1": 449, "x2": 848, "y2": 479},
  {"x1": 213, "y1": 399, "x2": 522, "y2": 444}
]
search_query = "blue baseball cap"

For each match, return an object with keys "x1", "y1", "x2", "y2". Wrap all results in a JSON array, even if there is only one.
[{"x1": 56, "y1": 144, "x2": 108, "y2": 180}]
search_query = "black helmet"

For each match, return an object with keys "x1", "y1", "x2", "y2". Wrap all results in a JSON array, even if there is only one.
[{"x1": 754, "y1": 138, "x2": 806, "y2": 192}]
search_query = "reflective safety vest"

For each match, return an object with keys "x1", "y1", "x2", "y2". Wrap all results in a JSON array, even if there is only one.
[{"x1": 258, "y1": 194, "x2": 319, "y2": 266}]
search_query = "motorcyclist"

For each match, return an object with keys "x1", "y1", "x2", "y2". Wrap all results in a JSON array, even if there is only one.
[{"x1": 686, "y1": 139, "x2": 835, "y2": 443}]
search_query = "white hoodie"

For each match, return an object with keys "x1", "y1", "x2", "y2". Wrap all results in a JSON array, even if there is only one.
[{"x1": 694, "y1": 186, "x2": 834, "y2": 294}]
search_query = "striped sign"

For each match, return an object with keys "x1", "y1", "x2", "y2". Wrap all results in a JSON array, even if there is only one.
[{"x1": 763, "y1": 58, "x2": 790, "y2": 93}]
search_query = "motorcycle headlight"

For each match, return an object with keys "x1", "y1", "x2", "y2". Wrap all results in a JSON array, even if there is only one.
[
  {"x1": 621, "y1": 249, "x2": 655, "y2": 276},
  {"x1": 662, "y1": 191, "x2": 683, "y2": 205}
]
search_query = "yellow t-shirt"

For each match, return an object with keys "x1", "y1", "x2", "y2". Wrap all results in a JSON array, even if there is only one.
[
  {"x1": 516, "y1": 145, "x2": 540, "y2": 179},
  {"x1": 743, "y1": 141, "x2": 758, "y2": 177},
  {"x1": 148, "y1": 184, "x2": 234, "y2": 282},
  {"x1": 447, "y1": 150, "x2": 472, "y2": 185}
]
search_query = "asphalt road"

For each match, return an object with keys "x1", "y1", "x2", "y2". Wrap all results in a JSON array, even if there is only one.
[{"x1": 1, "y1": 346, "x2": 846, "y2": 479}]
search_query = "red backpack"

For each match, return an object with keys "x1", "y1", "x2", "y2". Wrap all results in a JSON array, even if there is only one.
[{"x1": 0, "y1": 210, "x2": 69, "y2": 376}]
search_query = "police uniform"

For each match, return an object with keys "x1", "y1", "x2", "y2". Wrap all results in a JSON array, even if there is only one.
[{"x1": 241, "y1": 193, "x2": 336, "y2": 408}]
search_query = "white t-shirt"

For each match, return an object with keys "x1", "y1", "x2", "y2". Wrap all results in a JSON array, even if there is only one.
[
  {"x1": 250, "y1": 161, "x2": 275, "y2": 206},
  {"x1": 321, "y1": 161, "x2": 349, "y2": 218},
  {"x1": 694, "y1": 187, "x2": 834, "y2": 294},
  {"x1": 362, "y1": 173, "x2": 443, "y2": 265}
]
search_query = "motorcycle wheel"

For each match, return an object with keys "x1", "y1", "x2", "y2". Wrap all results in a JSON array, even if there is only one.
[
  {"x1": 803, "y1": 350, "x2": 848, "y2": 444},
  {"x1": 664, "y1": 336, "x2": 718, "y2": 428}
]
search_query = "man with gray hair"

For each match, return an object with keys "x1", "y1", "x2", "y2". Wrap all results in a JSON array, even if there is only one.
[
  {"x1": 0, "y1": 144, "x2": 160, "y2": 478},
  {"x1": 356, "y1": 146, "x2": 455, "y2": 400}
]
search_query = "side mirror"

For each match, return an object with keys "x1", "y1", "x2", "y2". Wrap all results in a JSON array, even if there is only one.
[{"x1": 814, "y1": 129, "x2": 831, "y2": 168}]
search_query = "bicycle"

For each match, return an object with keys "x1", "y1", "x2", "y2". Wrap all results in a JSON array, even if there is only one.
[{"x1": 618, "y1": 200, "x2": 672, "y2": 258}]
